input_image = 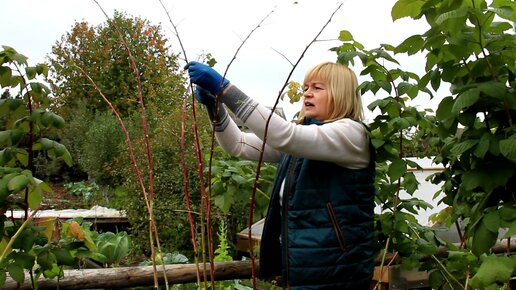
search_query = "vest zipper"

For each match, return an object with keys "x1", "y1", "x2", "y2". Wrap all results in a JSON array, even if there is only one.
[
  {"x1": 326, "y1": 202, "x2": 347, "y2": 253},
  {"x1": 282, "y1": 157, "x2": 297, "y2": 289}
]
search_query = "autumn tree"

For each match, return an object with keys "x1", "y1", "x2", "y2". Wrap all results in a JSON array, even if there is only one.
[
  {"x1": 46, "y1": 11, "x2": 186, "y2": 183},
  {"x1": 48, "y1": 10, "x2": 183, "y2": 117}
]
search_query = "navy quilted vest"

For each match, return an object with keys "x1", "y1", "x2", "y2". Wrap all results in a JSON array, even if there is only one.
[{"x1": 259, "y1": 118, "x2": 376, "y2": 289}]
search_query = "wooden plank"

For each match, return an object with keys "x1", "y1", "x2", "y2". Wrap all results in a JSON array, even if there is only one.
[{"x1": 4, "y1": 260, "x2": 257, "y2": 290}]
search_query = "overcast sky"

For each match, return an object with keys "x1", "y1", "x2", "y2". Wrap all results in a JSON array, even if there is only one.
[{"x1": 1, "y1": 0, "x2": 438, "y2": 120}]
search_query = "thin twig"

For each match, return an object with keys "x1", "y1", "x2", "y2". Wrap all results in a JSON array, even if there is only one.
[
  {"x1": 211, "y1": 9, "x2": 276, "y2": 289},
  {"x1": 156, "y1": 1, "x2": 206, "y2": 288},
  {"x1": 79, "y1": 2, "x2": 167, "y2": 285}
]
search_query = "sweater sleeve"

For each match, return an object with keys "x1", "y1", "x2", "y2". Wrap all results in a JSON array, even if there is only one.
[
  {"x1": 214, "y1": 112, "x2": 282, "y2": 163},
  {"x1": 221, "y1": 85, "x2": 370, "y2": 169}
]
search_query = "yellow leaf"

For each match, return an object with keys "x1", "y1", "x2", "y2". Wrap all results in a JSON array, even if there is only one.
[
  {"x1": 36, "y1": 217, "x2": 61, "y2": 243},
  {"x1": 68, "y1": 221, "x2": 85, "y2": 241}
]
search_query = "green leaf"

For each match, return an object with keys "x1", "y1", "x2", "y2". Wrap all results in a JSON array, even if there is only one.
[
  {"x1": 338, "y1": 30, "x2": 353, "y2": 41},
  {"x1": 436, "y1": 96, "x2": 454, "y2": 121},
  {"x1": 14, "y1": 228, "x2": 37, "y2": 252},
  {"x1": 470, "y1": 255, "x2": 513, "y2": 288},
  {"x1": 430, "y1": 69, "x2": 441, "y2": 91},
  {"x1": 231, "y1": 174, "x2": 247, "y2": 185},
  {"x1": 16, "y1": 150, "x2": 28, "y2": 167},
  {"x1": 0, "y1": 130, "x2": 24, "y2": 146},
  {"x1": 490, "y1": 5, "x2": 516, "y2": 22},
  {"x1": 392, "y1": 117, "x2": 411, "y2": 130},
  {"x1": 474, "y1": 133, "x2": 490, "y2": 158},
  {"x1": 0, "y1": 66, "x2": 13, "y2": 87},
  {"x1": 428, "y1": 270, "x2": 443, "y2": 289},
  {"x1": 436, "y1": 7, "x2": 469, "y2": 25},
  {"x1": 7, "y1": 174, "x2": 30, "y2": 193},
  {"x1": 478, "y1": 81, "x2": 507, "y2": 98},
  {"x1": 61, "y1": 148, "x2": 73, "y2": 167},
  {"x1": 371, "y1": 138, "x2": 385, "y2": 149},
  {"x1": 402, "y1": 172, "x2": 419, "y2": 194},
  {"x1": 499, "y1": 139, "x2": 516, "y2": 162},
  {"x1": 502, "y1": 219, "x2": 516, "y2": 238},
  {"x1": 37, "y1": 250, "x2": 56, "y2": 270},
  {"x1": 42, "y1": 264, "x2": 62, "y2": 279},
  {"x1": 391, "y1": 0, "x2": 425, "y2": 20},
  {"x1": 460, "y1": 170, "x2": 482, "y2": 191},
  {"x1": 36, "y1": 63, "x2": 49, "y2": 77},
  {"x1": 388, "y1": 159, "x2": 407, "y2": 181},
  {"x1": 395, "y1": 35, "x2": 424, "y2": 55},
  {"x1": 452, "y1": 89, "x2": 480, "y2": 114},
  {"x1": 26, "y1": 66, "x2": 37, "y2": 79},
  {"x1": 28, "y1": 186, "x2": 43, "y2": 209},
  {"x1": 450, "y1": 139, "x2": 478, "y2": 156},
  {"x1": 14, "y1": 252, "x2": 35, "y2": 269},
  {"x1": 499, "y1": 205, "x2": 516, "y2": 221},
  {"x1": 471, "y1": 218, "x2": 497, "y2": 256},
  {"x1": 7, "y1": 264, "x2": 25, "y2": 283},
  {"x1": 483, "y1": 211, "x2": 500, "y2": 233},
  {"x1": 40, "y1": 112, "x2": 65, "y2": 129},
  {"x1": 10, "y1": 51, "x2": 28, "y2": 66},
  {"x1": 0, "y1": 271, "x2": 6, "y2": 289},
  {"x1": 214, "y1": 192, "x2": 233, "y2": 214}
]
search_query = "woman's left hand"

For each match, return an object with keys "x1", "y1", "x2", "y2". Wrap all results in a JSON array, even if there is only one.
[{"x1": 184, "y1": 61, "x2": 229, "y2": 95}]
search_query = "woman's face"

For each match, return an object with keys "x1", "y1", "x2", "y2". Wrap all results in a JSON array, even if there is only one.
[{"x1": 303, "y1": 79, "x2": 330, "y2": 121}]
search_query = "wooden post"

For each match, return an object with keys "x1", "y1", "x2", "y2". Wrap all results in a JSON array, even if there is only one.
[{"x1": 4, "y1": 260, "x2": 257, "y2": 290}]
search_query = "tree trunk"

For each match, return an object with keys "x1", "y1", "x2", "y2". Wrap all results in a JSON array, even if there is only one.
[{"x1": 4, "y1": 260, "x2": 257, "y2": 290}]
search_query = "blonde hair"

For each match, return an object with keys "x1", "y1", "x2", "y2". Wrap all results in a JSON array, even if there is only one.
[{"x1": 298, "y1": 62, "x2": 363, "y2": 122}]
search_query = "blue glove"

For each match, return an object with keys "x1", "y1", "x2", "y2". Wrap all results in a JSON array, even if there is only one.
[
  {"x1": 195, "y1": 86, "x2": 228, "y2": 130},
  {"x1": 195, "y1": 86, "x2": 216, "y2": 107},
  {"x1": 184, "y1": 61, "x2": 229, "y2": 95}
]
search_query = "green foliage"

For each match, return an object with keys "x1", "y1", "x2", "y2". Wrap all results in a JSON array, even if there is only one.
[
  {"x1": 64, "y1": 181, "x2": 100, "y2": 205},
  {"x1": 207, "y1": 146, "x2": 276, "y2": 257},
  {"x1": 139, "y1": 252, "x2": 188, "y2": 266},
  {"x1": 93, "y1": 231, "x2": 131, "y2": 267},
  {"x1": 114, "y1": 106, "x2": 204, "y2": 256},
  {"x1": 209, "y1": 147, "x2": 275, "y2": 220},
  {"x1": 77, "y1": 111, "x2": 137, "y2": 186},
  {"x1": 0, "y1": 46, "x2": 83, "y2": 286},
  {"x1": 0, "y1": 46, "x2": 133, "y2": 288},
  {"x1": 214, "y1": 220, "x2": 232, "y2": 262},
  {"x1": 333, "y1": 0, "x2": 515, "y2": 287}
]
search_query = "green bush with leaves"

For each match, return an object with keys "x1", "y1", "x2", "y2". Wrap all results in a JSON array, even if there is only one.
[
  {"x1": 113, "y1": 108, "x2": 204, "y2": 257},
  {"x1": 207, "y1": 146, "x2": 276, "y2": 256},
  {"x1": 333, "y1": 0, "x2": 515, "y2": 288},
  {"x1": 78, "y1": 111, "x2": 140, "y2": 187},
  {"x1": 0, "y1": 46, "x2": 100, "y2": 287}
]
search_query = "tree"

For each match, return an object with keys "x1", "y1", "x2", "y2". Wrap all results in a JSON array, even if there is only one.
[{"x1": 48, "y1": 10, "x2": 183, "y2": 118}]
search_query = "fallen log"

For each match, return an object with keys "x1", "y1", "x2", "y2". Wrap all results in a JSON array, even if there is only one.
[{"x1": 4, "y1": 260, "x2": 257, "y2": 290}]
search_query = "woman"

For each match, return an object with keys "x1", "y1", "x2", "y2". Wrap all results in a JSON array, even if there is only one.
[{"x1": 186, "y1": 61, "x2": 376, "y2": 289}]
